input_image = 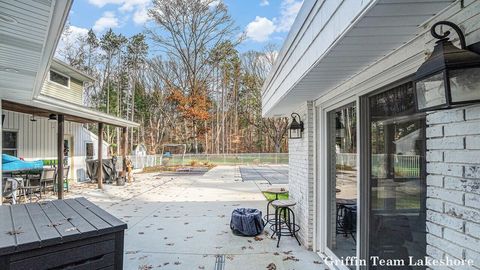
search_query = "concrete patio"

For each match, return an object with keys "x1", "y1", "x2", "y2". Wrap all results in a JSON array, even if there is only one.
[{"x1": 64, "y1": 165, "x2": 324, "y2": 270}]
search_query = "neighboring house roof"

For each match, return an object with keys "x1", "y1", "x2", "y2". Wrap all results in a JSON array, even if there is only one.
[
  {"x1": 261, "y1": 0, "x2": 455, "y2": 116},
  {"x1": 51, "y1": 59, "x2": 96, "y2": 83},
  {"x1": 0, "y1": 1, "x2": 139, "y2": 128}
]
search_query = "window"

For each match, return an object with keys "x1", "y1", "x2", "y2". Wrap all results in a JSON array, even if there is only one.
[
  {"x1": 3, "y1": 131, "x2": 18, "y2": 156},
  {"x1": 86, "y1": 142, "x2": 94, "y2": 159},
  {"x1": 49, "y1": 70, "x2": 70, "y2": 88},
  {"x1": 368, "y1": 82, "x2": 426, "y2": 267},
  {"x1": 326, "y1": 103, "x2": 357, "y2": 266}
]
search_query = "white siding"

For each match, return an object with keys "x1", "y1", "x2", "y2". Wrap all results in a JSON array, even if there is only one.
[{"x1": 2, "y1": 110, "x2": 108, "y2": 181}]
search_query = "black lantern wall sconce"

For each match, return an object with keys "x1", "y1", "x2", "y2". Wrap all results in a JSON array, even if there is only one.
[
  {"x1": 414, "y1": 21, "x2": 480, "y2": 111},
  {"x1": 289, "y1": 113, "x2": 304, "y2": 139}
]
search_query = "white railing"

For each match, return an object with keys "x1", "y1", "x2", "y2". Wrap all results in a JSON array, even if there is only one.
[
  {"x1": 121, "y1": 153, "x2": 289, "y2": 170},
  {"x1": 336, "y1": 153, "x2": 421, "y2": 178}
]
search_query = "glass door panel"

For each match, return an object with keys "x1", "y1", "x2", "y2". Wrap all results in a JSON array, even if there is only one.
[
  {"x1": 327, "y1": 103, "x2": 357, "y2": 266},
  {"x1": 368, "y1": 82, "x2": 427, "y2": 268}
]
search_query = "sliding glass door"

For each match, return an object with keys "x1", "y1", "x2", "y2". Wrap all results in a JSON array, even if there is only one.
[
  {"x1": 326, "y1": 103, "x2": 357, "y2": 266},
  {"x1": 367, "y1": 82, "x2": 427, "y2": 268}
]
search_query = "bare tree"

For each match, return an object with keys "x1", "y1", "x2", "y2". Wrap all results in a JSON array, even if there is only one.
[{"x1": 148, "y1": 0, "x2": 238, "y2": 153}]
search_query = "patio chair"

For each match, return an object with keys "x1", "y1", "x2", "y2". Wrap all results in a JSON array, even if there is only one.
[
  {"x1": 40, "y1": 168, "x2": 56, "y2": 194},
  {"x1": 2, "y1": 178, "x2": 20, "y2": 204}
]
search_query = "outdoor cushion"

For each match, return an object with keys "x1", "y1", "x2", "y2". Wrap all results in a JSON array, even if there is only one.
[{"x1": 230, "y1": 208, "x2": 265, "y2": 236}]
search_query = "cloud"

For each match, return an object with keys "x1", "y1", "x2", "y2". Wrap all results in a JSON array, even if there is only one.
[
  {"x1": 276, "y1": 0, "x2": 303, "y2": 32},
  {"x1": 93, "y1": 11, "x2": 119, "y2": 32},
  {"x1": 88, "y1": 0, "x2": 151, "y2": 26},
  {"x1": 245, "y1": 0, "x2": 302, "y2": 42},
  {"x1": 245, "y1": 16, "x2": 275, "y2": 42},
  {"x1": 260, "y1": 0, "x2": 269, "y2": 6}
]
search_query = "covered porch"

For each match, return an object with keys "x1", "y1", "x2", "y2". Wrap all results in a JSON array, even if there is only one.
[{"x1": 1, "y1": 98, "x2": 139, "y2": 203}]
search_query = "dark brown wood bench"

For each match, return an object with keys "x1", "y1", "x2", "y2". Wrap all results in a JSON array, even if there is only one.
[{"x1": 0, "y1": 197, "x2": 127, "y2": 270}]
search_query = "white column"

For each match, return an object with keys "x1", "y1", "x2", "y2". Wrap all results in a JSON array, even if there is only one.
[{"x1": 0, "y1": 98, "x2": 3, "y2": 205}]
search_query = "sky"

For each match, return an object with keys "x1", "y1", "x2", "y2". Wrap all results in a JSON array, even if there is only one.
[{"x1": 63, "y1": 0, "x2": 304, "y2": 53}]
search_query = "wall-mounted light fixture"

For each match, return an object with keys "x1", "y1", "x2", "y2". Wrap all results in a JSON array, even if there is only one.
[
  {"x1": 289, "y1": 113, "x2": 304, "y2": 139},
  {"x1": 48, "y1": 114, "x2": 57, "y2": 121},
  {"x1": 30, "y1": 113, "x2": 37, "y2": 122},
  {"x1": 415, "y1": 21, "x2": 480, "y2": 111}
]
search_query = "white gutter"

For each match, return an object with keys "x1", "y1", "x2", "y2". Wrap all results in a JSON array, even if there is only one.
[{"x1": 32, "y1": 95, "x2": 139, "y2": 128}]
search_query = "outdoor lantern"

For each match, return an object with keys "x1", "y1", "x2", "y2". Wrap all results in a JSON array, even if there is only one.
[
  {"x1": 415, "y1": 21, "x2": 480, "y2": 111},
  {"x1": 48, "y1": 114, "x2": 57, "y2": 121},
  {"x1": 289, "y1": 113, "x2": 304, "y2": 139}
]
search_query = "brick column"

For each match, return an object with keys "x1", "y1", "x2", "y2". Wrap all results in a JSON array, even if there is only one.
[
  {"x1": 288, "y1": 101, "x2": 315, "y2": 249},
  {"x1": 425, "y1": 105, "x2": 480, "y2": 267}
]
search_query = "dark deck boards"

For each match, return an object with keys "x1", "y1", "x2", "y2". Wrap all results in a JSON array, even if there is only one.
[{"x1": 0, "y1": 197, "x2": 126, "y2": 256}]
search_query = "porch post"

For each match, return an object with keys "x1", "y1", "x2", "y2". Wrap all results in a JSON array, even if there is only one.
[
  {"x1": 97, "y1": 122, "x2": 104, "y2": 189},
  {"x1": 57, "y1": 114, "x2": 64, "y2": 200},
  {"x1": 121, "y1": 127, "x2": 127, "y2": 181}
]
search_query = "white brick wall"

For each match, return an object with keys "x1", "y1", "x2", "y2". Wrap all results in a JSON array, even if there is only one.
[
  {"x1": 426, "y1": 105, "x2": 480, "y2": 269},
  {"x1": 288, "y1": 101, "x2": 314, "y2": 249}
]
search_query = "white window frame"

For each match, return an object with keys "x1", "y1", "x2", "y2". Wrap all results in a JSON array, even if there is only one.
[{"x1": 48, "y1": 70, "x2": 70, "y2": 89}]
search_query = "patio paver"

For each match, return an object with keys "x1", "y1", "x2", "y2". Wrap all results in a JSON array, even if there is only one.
[{"x1": 64, "y1": 165, "x2": 325, "y2": 270}]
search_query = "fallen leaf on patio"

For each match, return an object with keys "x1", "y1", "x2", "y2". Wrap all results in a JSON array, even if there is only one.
[
  {"x1": 196, "y1": 229, "x2": 206, "y2": 232},
  {"x1": 314, "y1": 261, "x2": 322, "y2": 264},
  {"x1": 266, "y1": 263, "x2": 277, "y2": 270},
  {"x1": 164, "y1": 237, "x2": 168, "y2": 240},
  {"x1": 157, "y1": 228, "x2": 164, "y2": 230},
  {"x1": 198, "y1": 266, "x2": 205, "y2": 269},
  {"x1": 218, "y1": 214, "x2": 225, "y2": 218},
  {"x1": 283, "y1": 250, "x2": 292, "y2": 255},
  {"x1": 241, "y1": 246, "x2": 247, "y2": 250},
  {"x1": 137, "y1": 264, "x2": 153, "y2": 270},
  {"x1": 184, "y1": 222, "x2": 189, "y2": 225},
  {"x1": 138, "y1": 232, "x2": 144, "y2": 235},
  {"x1": 166, "y1": 243, "x2": 175, "y2": 246},
  {"x1": 153, "y1": 215, "x2": 158, "y2": 217},
  {"x1": 215, "y1": 246, "x2": 223, "y2": 249},
  {"x1": 273, "y1": 252, "x2": 279, "y2": 256},
  {"x1": 163, "y1": 262, "x2": 170, "y2": 266},
  {"x1": 226, "y1": 255, "x2": 235, "y2": 260},
  {"x1": 283, "y1": 256, "x2": 299, "y2": 262},
  {"x1": 248, "y1": 246, "x2": 254, "y2": 250},
  {"x1": 174, "y1": 261, "x2": 181, "y2": 265},
  {"x1": 126, "y1": 250, "x2": 140, "y2": 254},
  {"x1": 139, "y1": 255, "x2": 148, "y2": 260},
  {"x1": 254, "y1": 236, "x2": 263, "y2": 241},
  {"x1": 186, "y1": 236, "x2": 193, "y2": 239}
]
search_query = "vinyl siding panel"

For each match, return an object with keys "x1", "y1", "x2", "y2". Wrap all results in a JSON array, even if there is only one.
[
  {"x1": 40, "y1": 72, "x2": 83, "y2": 105},
  {"x1": 2, "y1": 110, "x2": 108, "y2": 181}
]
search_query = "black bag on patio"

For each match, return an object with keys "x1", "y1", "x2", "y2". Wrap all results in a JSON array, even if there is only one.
[{"x1": 230, "y1": 208, "x2": 265, "y2": 236}]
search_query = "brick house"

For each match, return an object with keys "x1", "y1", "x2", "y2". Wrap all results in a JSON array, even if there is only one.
[{"x1": 262, "y1": 1, "x2": 480, "y2": 269}]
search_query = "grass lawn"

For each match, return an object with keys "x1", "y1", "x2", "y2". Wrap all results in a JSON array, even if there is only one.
[{"x1": 262, "y1": 191, "x2": 289, "y2": 201}]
